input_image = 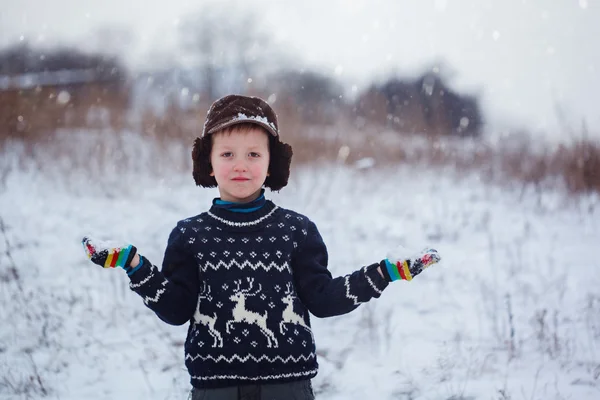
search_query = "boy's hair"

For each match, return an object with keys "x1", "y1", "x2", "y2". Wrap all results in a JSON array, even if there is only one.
[
  {"x1": 192, "y1": 95, "x2": 293, "y2": 191},
  {"x1": 192, "y1": 124, "x2": 293, "y2": 190}
]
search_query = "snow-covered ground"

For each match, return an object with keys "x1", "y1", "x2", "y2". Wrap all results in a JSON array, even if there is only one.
[{"x1": 1, "y1": 132, "x2": 599, "y2": 399}]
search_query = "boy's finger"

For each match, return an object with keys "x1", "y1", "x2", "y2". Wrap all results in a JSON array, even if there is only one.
[{"x1": 82, "y1": 237, "x2": 96, "y2": 258}]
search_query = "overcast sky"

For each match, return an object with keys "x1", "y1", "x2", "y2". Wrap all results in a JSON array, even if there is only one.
[{"x1": 1, "y1": 0, "x2": 599, "y2": 137}]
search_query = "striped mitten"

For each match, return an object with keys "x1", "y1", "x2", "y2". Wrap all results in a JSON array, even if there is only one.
[
  {"x1": 82, "y1": 236, "x2": 138, "y2": 272},
  {"x1": 381, "y1": 245, "x2": 441, "y2": 282}
]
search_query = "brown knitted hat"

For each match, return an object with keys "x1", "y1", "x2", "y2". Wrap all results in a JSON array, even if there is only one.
[
  {"x1": 202, "y1": 94, "x2": 279, "y2": 138},
  {"x1": 192, "y1": 94, "x2": 293, "y2": 191}
]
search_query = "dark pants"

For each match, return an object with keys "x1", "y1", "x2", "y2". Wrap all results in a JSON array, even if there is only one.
[{"x1": 189, "y1": 380, "x2": 315, "y2": 400}]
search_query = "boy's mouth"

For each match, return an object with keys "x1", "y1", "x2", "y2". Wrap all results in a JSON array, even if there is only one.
[{"x1": 232, "y1": 177, "x2": 250, "y2": 181}]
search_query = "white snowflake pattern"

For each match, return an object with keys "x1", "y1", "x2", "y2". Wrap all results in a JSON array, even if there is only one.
[
  {"x1": 274, "y1": 285, "x2": 281, "y2": 292},
  {"x1": 242, "y1": 238, "x2": 249, "y2": 243},
  {"x1": 256, "y1": 237, "x2": 263, "y2": 242},
  {"x1": 278, "y1": 223, "x2": 285, "y2": 228},
  {"x1": 223, "y1": 250, "x2": 230, "y2": 257},
  {"x1": 184, "y1": 219, "x2": 191, "y2": 223},
  {"x1": 222, "y1": 283, "x2": 229, "y2": 291},
  {"x1": 180, "y1": 227, "x2": 186, "y2": 233},
  {"x1": 250, "y1": 251, "x2": 257, "y2": 258},
  {"x1": 268, "y1": 302, "x2": 276, "y2": 309},
  {"x1": 276, "y1": 250, "x2": 282, "y2": 258},
  {"x1": 263, "y1": 252, "x2": 270, "y2": 258},
  {"x1": 236, "y1": 251, "x2": 243, "y2": 257},
  {"x1": 199, "y1": 341, "x2": 205, "y2": 347},
  {"x1": 282, "y1": 235, "x2": 289, "y2": 241},
  {"x1": 302, "y1": 341, "x2": 307, "y2": 347},
  {"x1": 234, "y1": 337, "x2": 241, "y2": 344},
  {"x1": 196, "y1": 253, "x2": 204, "y2": 260},
  {"x1": 293, "y1": 242, "x2": 298, "y2": 248},
  {"x1": 210, "y1": 251, "x2": 216, "y2": 257},
  {"x1": 189, "y1": 238, "x2": 196, "y2": 244},
  {"x1": 285, "y1": 214, "x2": 291, "y2": 219},
  {"x1": 214, "y1": 237, "x2": 221, "y2": 243},
  {"x1": 192, "y1": 227, "x2": 199, "y2": 233},
  {"x1": 287, "y1": 338, "x2": 294, "y2": 344},
  {"x1": 201, "y1": 238, "x2": 208, "y2": 243},
  {"x1": 302, "y1": 229, "x2": 307, "y2": 235},
  {"x1": 251, "y1": 341, "x2": 258, "y2": 347},
  {"x1": 269, "y1": 237, "x2": 276, "y2": 242},
  {"x1": 242, "y1": 329, "x2": 249, "y2": 337},
  {"x1": 260, "y1": 294, "x2": 266, "y2": 300},
  {"x1": 227, "y1": 238, "x2": 235, "y2": 243},
  {"x1": 205, "y1": 226, "x2": 211, "y2": 231},
  {"x1": 290, "y1": 226, "x2": 296, "y2": 231},
  {"x1": 196, "y1": 218, "x2": 203, "y2": 223},
  {"x1": 216, "y1": 302, "x2": 223, "y2": 308}
]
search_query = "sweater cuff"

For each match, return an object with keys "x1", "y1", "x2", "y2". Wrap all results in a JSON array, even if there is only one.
[
  {"x1": 363, "y1": 262, "x2": 389, "y2": 295},
  {"x1": 122, "y1": 253, "x2": 143, "y2": 276},
  {"x1": 127, "y1": 256, "x2": 154, "y2": 288}
]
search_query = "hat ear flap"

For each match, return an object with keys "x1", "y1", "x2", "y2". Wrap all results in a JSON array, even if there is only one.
[
  {"x1": 192, "y1": 136, "x2": 218, "y2": 187},
  {"x1": 265, "y1": 140, "x2": 293, "y2": 191}
]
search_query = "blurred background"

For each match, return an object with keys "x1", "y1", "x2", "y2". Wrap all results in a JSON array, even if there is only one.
[
  {"x1": 1, "y1": 0, "x2": 599, "y2": 190},
  {"x1": 2, "y1": 0, "x2": 600, "y2": 133},
  {"x1": 1, "y1": 1, "x2": 600, "y2": 399},
  {"x1": 1, "y1": 0, "x2": 600, "y2": 170}
]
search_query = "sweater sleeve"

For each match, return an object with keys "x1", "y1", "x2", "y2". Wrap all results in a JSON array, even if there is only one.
[
  {"x1": 127, "y1": 223, "x2": 199, "y2": 325},
  {"x1": 292, "y1": 220, "x2": 389, "y2": 318}
]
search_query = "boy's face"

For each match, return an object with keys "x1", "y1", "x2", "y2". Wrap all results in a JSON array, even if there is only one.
[{"x1": 210, "y1": 126, "x2": 270, "y2": 203}]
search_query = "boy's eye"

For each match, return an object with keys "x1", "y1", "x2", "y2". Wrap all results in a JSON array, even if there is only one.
[
  {"x1": 221, "y1": 152, "x2": 233, "y2": 158},
  {"x1": 249, "y1": 152, "x2": 261, "y2": 158}
]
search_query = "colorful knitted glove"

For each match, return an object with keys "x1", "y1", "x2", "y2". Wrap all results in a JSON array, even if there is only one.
[
  {"x1": 382, "y1": 245, "x2": 441, "y2": 282},
  {"x1": 82, "y1": 236, "x2": 139, "y2": 273}
]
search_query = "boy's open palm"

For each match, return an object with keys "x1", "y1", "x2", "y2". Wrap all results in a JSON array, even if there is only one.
[
  {"x1": 82, "y1": 236, "x2": 137, "y2": 270},
  {"x1": 384, "y1": 245, "x2": 441, "y2": 281}
]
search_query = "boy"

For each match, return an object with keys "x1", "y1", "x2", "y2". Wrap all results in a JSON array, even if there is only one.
[{"x1": 82, "y1": 94, "x2": 441, "y2": 399}]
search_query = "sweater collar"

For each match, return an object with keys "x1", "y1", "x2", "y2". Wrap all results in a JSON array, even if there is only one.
[{"x1": 208, "y1": 199, "x2": 278, "y2": 231}]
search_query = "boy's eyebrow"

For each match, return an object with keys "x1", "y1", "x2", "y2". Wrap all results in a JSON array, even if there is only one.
[{"x1": 214, "y1": 144, "x2": 266, "y2": 150}]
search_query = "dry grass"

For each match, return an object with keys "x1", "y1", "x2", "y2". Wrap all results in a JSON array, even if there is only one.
[
  {"x1": 1, "y1": 100, "x2": 599, "y2": 197},
  {"x1": 555, "y1": 139, "x2": 600, "y2": 193}
]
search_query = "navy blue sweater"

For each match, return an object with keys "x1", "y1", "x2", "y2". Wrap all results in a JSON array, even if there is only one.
[{"x1": 128, "y1": 200, "x2": 389, "y2": 388}]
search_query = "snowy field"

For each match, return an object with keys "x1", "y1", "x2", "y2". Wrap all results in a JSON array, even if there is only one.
[{"x1": 1, "y1": 133, "x2": 600, "y2": 399}]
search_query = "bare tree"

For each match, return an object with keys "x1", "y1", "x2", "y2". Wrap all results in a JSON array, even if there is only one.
[
  {"x1": 179, "y1": 1, "x2": 276, "y2": 99},
  {"x1": 85, "y1": 25, "x2": 136, "y2": 58},
  {"x1": 266, "y1": 69, "x2": 344, "y2": 123}
]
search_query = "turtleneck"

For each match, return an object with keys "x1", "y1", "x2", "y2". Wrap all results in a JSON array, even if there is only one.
[
  {"x1": 207, "y1": 199, "x2": 278, "y2": 232},
  {"x1": 212, "y1": 189, "x2": 266, "y2": 213}
]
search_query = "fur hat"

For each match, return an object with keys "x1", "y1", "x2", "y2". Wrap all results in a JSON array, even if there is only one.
[
  {"x1": 202, "y1": 94, "x2": 279, "y2": 138},
  {"x1": 192, "y1": 94, "x2": 293, "y2": 191}
]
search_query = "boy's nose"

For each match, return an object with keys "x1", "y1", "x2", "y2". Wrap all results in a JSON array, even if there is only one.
[{"x1": 233, "y1": 162, "x2": 248, "y2": 172}]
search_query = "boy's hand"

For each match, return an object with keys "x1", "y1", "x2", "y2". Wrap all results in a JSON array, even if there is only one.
[
  {"x1": 382, "y1": 245, "x2": 441, "y2": 281},
  {"x1": 82, "y1": 236, "x2": 138, "y2": 270}
]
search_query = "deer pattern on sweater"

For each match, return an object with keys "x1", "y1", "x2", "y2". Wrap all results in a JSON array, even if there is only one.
[{"x1": 193, "y1": 277, "x2": 314, "y2": 349}]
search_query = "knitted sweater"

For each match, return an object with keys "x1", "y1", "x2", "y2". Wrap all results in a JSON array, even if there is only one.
[{"x1": 128, "y1": 200, "x2": 389, "y2": 388}]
